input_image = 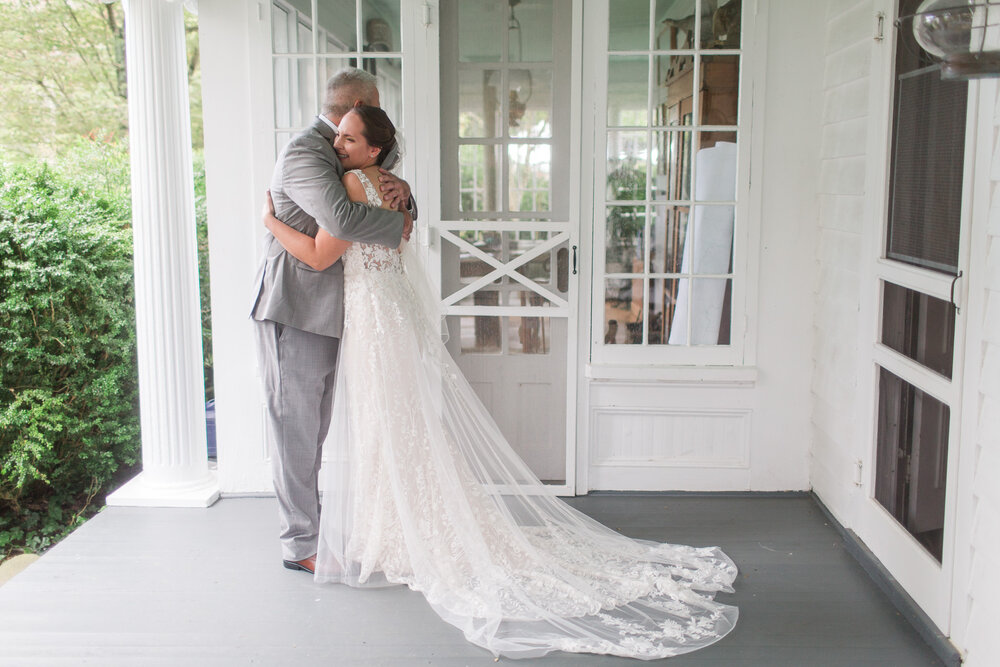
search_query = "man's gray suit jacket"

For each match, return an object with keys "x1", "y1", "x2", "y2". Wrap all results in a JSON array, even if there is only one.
[{"x1": 250, "y1": 116, "x2": 406, "y2": 338}]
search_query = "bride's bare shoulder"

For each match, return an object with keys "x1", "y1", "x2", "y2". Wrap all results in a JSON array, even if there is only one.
[
  {"x1": 342, "y1": 169, "x2": 367, "y2": 203},
  {"x1": 361, "y1": 166, "x2": 394, "y2": 210}
]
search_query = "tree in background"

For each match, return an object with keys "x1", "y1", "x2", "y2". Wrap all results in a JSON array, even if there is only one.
[
  {"x1": 0, "y1": 1, "x2": 202, "y2": 155},
  {"x1": 0, "y1": 1, "x2": 126, "y2": 156}
]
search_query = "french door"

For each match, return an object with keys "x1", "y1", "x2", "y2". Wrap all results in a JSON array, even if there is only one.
[
  {"x1": 435, "y1": 0, "x2": 581, "y2": 493},
  {"x1": 854, "y1": 0, "x2": 974, "y2": 631}
]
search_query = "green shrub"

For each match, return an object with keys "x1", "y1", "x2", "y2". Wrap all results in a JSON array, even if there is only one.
[
  {"x1": 0, "y1": 157, "x2": 140, "y2": 553},
  {"x1": 193, "y1": 150, "x2": 213, "y2": 400}
]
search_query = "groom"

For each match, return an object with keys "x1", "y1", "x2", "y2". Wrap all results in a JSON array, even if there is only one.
[{"x1": 251, "y1": 68, "x2": 415, "y2": 574}]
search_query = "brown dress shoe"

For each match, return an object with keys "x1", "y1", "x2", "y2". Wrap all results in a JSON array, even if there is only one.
[{"x1": 282, "y1": 555, "x2": 316, "y2": 573}]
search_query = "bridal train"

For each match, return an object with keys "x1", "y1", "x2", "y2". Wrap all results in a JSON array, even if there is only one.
[{"x1": 314, "y1": 171, "x2": 738, "y2": 660}]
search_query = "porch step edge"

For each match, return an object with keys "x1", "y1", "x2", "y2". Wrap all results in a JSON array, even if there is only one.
[{"x1": 810, "y1": 492, "x2": 962, "y2": 667}]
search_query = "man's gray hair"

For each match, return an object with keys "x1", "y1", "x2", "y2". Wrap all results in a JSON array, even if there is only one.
[{"x1": 322, "y1": 68, "x2": 379, "y2": 117}]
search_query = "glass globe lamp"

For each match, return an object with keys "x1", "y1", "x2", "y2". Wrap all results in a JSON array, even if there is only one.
[{"x1": 912, "y1": 0, "x2": 1000, "y2": 79}]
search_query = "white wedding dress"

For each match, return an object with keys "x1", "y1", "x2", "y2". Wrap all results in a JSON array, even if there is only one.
[{"x1": 315, "y1": 170, "x2": 738, "y2": 659}]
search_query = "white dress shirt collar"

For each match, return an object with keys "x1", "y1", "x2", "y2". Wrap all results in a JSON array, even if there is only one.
[{"x1": 318, "y1": 114, "x2": 338, "y2": 133}]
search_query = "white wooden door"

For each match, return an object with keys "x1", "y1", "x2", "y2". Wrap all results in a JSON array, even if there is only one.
[
  {"x1": 435, "y1": 0, "x2": 581, "y2": 492},
  {"x1": 853, "y1": 0, "x2": 974, "y2": 632}
]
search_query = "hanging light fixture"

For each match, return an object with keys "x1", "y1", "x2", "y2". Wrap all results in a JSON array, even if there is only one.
[
  {"x1": 905, "y1": 0, "x2": 1000, "y2": 79},
  {"x1": 507, "y1": 0, "x2": 532, "y2": 128}
]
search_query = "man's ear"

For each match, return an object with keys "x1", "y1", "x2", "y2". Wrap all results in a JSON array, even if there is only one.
[{"x1": 353, "y1": 99, "x2": 364, "y2": 108}]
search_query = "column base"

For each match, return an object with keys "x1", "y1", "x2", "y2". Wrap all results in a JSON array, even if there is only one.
[{"x1": 106, "y1": 469, "x2": 220, "y2": 508}]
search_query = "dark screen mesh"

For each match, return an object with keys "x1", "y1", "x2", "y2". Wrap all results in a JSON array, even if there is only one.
[
  {"x1": 885, "y1": 0, "x2": 967, "y2": 275},
  {"x1": 886, "y1": 68, "x2": 966, "y2": 274}
]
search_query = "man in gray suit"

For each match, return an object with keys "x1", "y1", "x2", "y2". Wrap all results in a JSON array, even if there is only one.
[{"x1": 251, "y1": 68, "x2": 414, "y2": 574}]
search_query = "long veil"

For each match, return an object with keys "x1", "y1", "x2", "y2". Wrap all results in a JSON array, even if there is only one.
[{"x1": 315, "y1": 244, "x2": 738, "y2": 659}]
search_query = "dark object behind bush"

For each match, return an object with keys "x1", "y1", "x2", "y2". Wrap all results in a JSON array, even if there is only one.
[{"x1": 0, "y1": 160, "x2": 140, "y2": 553}]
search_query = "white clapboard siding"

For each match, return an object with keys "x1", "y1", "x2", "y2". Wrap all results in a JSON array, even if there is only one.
[
  {"x1": 809, "y1": 0, "x2": 872, "y2": 517},
  {"x1": 965, "y1": 89, "x2": 1000, "y2": 664}
]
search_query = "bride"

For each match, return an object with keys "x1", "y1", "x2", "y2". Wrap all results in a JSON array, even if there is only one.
[{"x1": 262, "y1": 104, "x2": 739, "y2": 660}]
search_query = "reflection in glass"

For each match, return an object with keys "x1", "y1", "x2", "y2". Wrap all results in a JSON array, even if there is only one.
[
  {"x1": 602, "y1": 0, "x2": 743, "y2": 351},
  {"x1": 693, "y1": 134, "x2": 737, "y2": 201},
  {"x1": 699, "y1": 55, "x2": 740, "y2": 125},
  {"x1": 650, "y1": 206, "x2": 688, "y2": 274},
  {"x1": 654, "y1": 54, "x2": 695, "y2": 123},
  {"x1": 507, "y1": 0, "x2": 553, "y2": 62},
  {"x1": 607, "y1": 56, "x2": 649, "y2": 127},
  {"x1": 609, "y1": 0, "x2": 650, "y2": 50},
  {"x1": 508, "y1": 144, "x2": 551, "y2": 212},
  {"x1": 498, "y1": 290, "x2": 556, "y2": 307},
  {"x1": 648, "y1": 278, "x2": 679, "y2": 344},
  {"x1": 876, "y1": 367, "x2": 950, "y2": 562},
  {"x1": 272, "y1": 2, "x2": 312, "y2": 54},
  {"x1": 605, "y1": 279, "x2": 643, "y2": 344},
  {"x1": 317, "y1": 0, "x2": 357, "y2": 52},
  {"x1": 361, "y1": 0, "x2": 401, "y2": 53},
  {"x1": 668, "y1": 278, "x2": 731, "y2": 345},
  {"x1": 459, "y1": 145, "x2": 502, "y2": 212},
  {"x1": 606, "y1": 131, "x2": 648, "y2": 201},
  {"x1": 458, "y1": 315, "x2": 501, "y2": 353},
  {"x1": 515, "y1": 243, "x2": 559, "y2": 286},
  {"x1": 457, "y1": 288, "x2": 557, "y2": 309},
  {"x1": 450, "y1": 231, "x2": 561, "y2": 296},
  {"x1": 363, "y1": 57, "x2": 403, "y2": 125},
  {"x1": 273, "y1": 57, "x2": 316, "y2": 129},
  {"x1": 509, "y1": 69, "x2": 552, "y2": 138},
  {"x1": 606, "y1": 206, "x2": 645, "y2": 274},
  {"x1": 320, "y1": 58, "x2": 355, "y2": 91},
  {"x1": 454, "y1": 229, "x2": 501, "y2": 284},
  {"x1": 705, "y1": 0, "x2": 742, "y2": 49},
  {"x1": 275, "y1": 132, "x2": 295, "y2": 157},
  {"x1": 881, "y1": 282, "x2": 956, "y2": 378},
  {"x1": 508, "y1": 316, "x2": 550, "y2": 354},
  {"x1": 459, "y1": 70, "x2": 502, "y2": 138},
  {"x1": 652, "y1": 130, "x2": 692, "y2": 201},
  {"x1": 689, "y1": 205, "x2": 734, "y2": 275},
  {"x1": 655, "y1": 0, "x2": 696, "y2": 49},
  {"x1": 459, "y1": 0, "x2": 502, "y2": 62}
]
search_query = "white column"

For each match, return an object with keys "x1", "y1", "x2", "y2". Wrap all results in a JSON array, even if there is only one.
[{"x1": 107, "y1": 0, "x2": 219, "y2": 507}]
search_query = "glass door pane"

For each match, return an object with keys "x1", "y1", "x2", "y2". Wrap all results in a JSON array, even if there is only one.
[{"x1": 875, "y1": 368, "x2": 950, "y2": 562}]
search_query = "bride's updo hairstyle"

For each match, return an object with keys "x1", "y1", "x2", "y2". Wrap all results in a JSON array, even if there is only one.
[{"x1": 348, "y1": 105, "x2": 399, "y2": 168}]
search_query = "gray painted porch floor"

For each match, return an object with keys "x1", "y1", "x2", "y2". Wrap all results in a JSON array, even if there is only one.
[{"x1": 0, "y1": 495, "x2": 944, "y2": 666}]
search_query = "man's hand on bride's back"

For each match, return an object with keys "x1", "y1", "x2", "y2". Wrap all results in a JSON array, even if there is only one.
[{"x1": 377, "y1": 168, "x2": 411, "y2": 210}]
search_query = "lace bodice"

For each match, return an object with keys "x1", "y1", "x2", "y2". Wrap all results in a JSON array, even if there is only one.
[{"x1": 343, "y1": 169, "x2": 403, "y2": 276}]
